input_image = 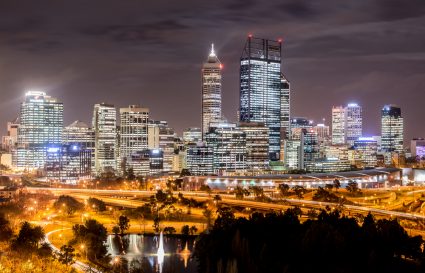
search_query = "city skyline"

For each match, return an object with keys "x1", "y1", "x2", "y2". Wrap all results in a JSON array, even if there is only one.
[{"x1": 1, "y1": 1, "x2": 425, "y2": 141}]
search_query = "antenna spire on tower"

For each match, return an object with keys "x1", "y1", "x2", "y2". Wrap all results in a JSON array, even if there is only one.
[{"x1": 209, "y1": 43, "x2": 216, "y2": 57}]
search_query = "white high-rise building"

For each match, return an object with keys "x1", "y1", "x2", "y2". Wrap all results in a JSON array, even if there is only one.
[
  {"x1": 119, "y1": 105, "x2": 149, "y2": 175},
  {"x1": 332, "y1": 106, "x2": 345, "y2": 145},
  {"x1": 148, "y1": 120, "x2": 176, "y2": 172},
  {"x1": 332, "y1": 103, "x2": 363, "y2": 146},
  {"x1": 92, "y1": 103, "x2": 117, "y2": 175},
  {"x1": 15, "y1": 91, "x2": 63, "y2": 169},
  {"x1": 202, "y1": 44, "x2": 222, "y2": 139},
  {"x1": 345, "y1": 103, "x2": 362, "y2": 146}
]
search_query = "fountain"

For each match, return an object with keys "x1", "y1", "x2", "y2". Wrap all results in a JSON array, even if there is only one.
[
  {"x1": 157, "y1": 232, "x2": 165, "y2": 273},
  {"x1": 180, "y1": 242, "x2": 191, "y2": 268}
]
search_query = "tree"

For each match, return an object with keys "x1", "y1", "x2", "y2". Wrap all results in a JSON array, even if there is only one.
[
  {"x1": 181, "y1": 225, "x2": 190, "y2": 236},
  {"x1": 213, "y1": 194, "x2": 222, "y2": 206},
  {"x1": 0, "y1": 213, "x2": 13, "y2": 241},
  {"x1": 87, "y1": 197, "x2": 106, "y2": 212},
  {"x1": 292, "y1": 185, "x2": 306, "y2": 199},
  {"x1": 53, "y1": 195, "x2": 84, "y2": 216},
  {"x1": 118, "y1": 215, "x2": 130, "y2": 235},
  {"x1": 180, "y1": 168, "x2": 191, "y2": 177},
  {"x1": 153, "y1": 215, "x2": 161, "y2": 233},
  {"x1": 346, "y1": 181, "x2": 360, "y2": 195},
  {"x1": 189, "y1": 225, "x2": 198, "y2": 235},
  {"x1": 58, "y1": 245, "x2": 76, "y2": 266},
  {"x1": 325, "y1": 184, "x2": 333, "y2": 191},
  {"x1": 127, "y1": 168, "x2": 136, "y2": 180},
  {"x1": 234, "y1": 186, "x2": 250, "y2": 200},
  {"x1": 11, "y1": 222, "x2": 45, "y2": 253},
  {"x1": 72, "y1": 219, "x2": 108, "y2": 261},
  {"x1": 278, "y1": 183, "x2": 290, "y2": 196},
  {"x1": 214, "y1": 206, "x2": 235, "y2": 229},
  {"x1": 250, "y1": 186, "x2": 264, "y2": 199},
  {"x1": 333, "y1": 179, "x2": 341, "y2": 191},
  {"x1": 163, "y1": 226, "x2": 176, "y2": 235},
  {"x1": 203, "y1": 207, "x2": 213, "y2": 229},
  {"x1": 112, "y1": 225, "x2": 120, "y2": 236}
]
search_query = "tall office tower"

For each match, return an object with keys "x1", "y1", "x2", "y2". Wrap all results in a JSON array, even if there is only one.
[
  {"x1": 345, "y1": 103, "x2": 362, "y2": 146},
  {"x1": 202, "y1": 44, "x2": 222, "y2": 139},
  {"x1": 280, "y1": 73, "x2": 291, "y2": 140},
  {"x1": 381, "y1": 105, "x2": 404, "y2": 154},
  {"x1": 239, "y1": 36, "x2": 282, "y2": 161},
  {"x1": 205, "y1": 122, "x2": 247, "y2": 174},
  {"x1": 302, "y1": 129, "x2": 320, "y2": 171},
  {"x1": 148, "y1": 120, "x2": 176, "y2": 172},
  {"x1": 284, "y1": 139, "x2": 303, "y2": 170},
  {"x1": 92, "y1": 103, "x2": 117, "y2": 175},
  {"x1": 238, "y1": 122, "x2": 269, "y2": 171},
  {"x1": 63, "y1": 120, "x2": 95, "y2": 174},
  {"x1": 119, "y1": 105, "x2": 149, "y2": 175},
  {"x1": 332, "y1": 106, "x2": 345, "y2": 145},
  {"x1": 183, "y1": 127, "x2": 202, "y2": 144},
  {"x1": 2, "y1": 118, "x2": 19, "y2": 152},
  {"x1": 16, "y1": 91, "x2": 63, "y2": 168}
]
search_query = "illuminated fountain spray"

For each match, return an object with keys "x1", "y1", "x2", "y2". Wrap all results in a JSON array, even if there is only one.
[
  {"x1": 180, "y1": 241, "x2": 191, "y2": 268},
  {"x1": 157, "y1": 232, "x2": 165, "y2": 272}
]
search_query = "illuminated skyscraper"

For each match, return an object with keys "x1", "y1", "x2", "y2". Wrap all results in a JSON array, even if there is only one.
[
  {"x1": 205, "y1": 122, "x2": 247, "y2": 174},
  {"x1": 345, "y1": 103, "x2": 362, "y2": 146},
  {"x1": 16, "y1": 91, "x2": 63, "y2": 168},
  {"x1": 332, "y1": 106, "x2": 345, "y2": 145},
  {"x1": 280, "y1": 73, "x2": 290, "y2": 140},
  {"x1": 147, "y1": 120, "x2": 176, "y2": 172},
  {"x1": 381, "y1": 105, "x2": 404, "y2": 153},
  {"x1": 202, "y1": 44, "x2": 222, "y2": 139},
  {"x1": 239, "y1": 36, "x2": 282, "y2": 161},
  {"x1": 119, "y1": 105, "x2": 149, "y2": 175},
  {"x1": 92, "y1": 103, "x2": 117, "y2": 174}
]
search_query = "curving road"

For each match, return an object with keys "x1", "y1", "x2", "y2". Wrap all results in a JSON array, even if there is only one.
[{"x1": 44, "y1": 228, "x2": 102, "y2": 273}]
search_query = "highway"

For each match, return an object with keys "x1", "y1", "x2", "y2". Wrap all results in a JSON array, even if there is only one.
[{"x1": 29, "y1": 187, "x2": 425, "y2": 221}]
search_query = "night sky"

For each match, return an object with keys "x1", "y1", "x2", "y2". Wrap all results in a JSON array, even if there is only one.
[{"x1": 1, "y1": 0, "x2": 425, "y2": 141}]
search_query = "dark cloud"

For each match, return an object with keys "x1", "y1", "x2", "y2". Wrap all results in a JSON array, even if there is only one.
[
  {"x1": 0, "y1": 0, "x2": 424, "y2": 143},
  {"x1": 81, "y1": 20, "x2": 188, "y2": 44}
]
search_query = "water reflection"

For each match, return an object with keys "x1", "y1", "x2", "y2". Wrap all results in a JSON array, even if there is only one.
[{"x1": 106, "y1": 234, "x2": 198, "y2": 273}]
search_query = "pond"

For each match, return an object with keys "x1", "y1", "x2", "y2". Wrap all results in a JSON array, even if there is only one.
[{"x1": 106, "y1": 233, "x2": 198, "y2": 273}]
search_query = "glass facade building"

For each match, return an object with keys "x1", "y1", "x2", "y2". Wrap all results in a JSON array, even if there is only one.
[
  {"x1": 345, "y1": 103, "x2": 363, "y2": 146},
  {"x1": 238, "y1": 122, "x2": 269, "y2": 171},
  {"x1": 92, "y1": 103, "x2": 117, "y2": 174},
  {"x1": 332, "y1": 106, "x2": 345, "y2": 145},
  {"x1": 202, "y1": 44, "x2": 222, "y2": 139},
  {"x1": 205, "y1": 122, "x2": 247, "y2": 174},
  {"x1": 239, "y1": 36, "x2": 282, "y2": 161},
  {"x1": 16, "y1": 91, "x2": 63, "y2": 169},
  {"x1": 119, "y1": 105, "x2": 149, "y2": 175},
  {"x1": 381, "y1": 105, "x2": 404, "y2": 154}
]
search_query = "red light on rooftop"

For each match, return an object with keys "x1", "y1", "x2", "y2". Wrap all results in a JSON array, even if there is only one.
[
  {"x1": 248, "y1": 33, "x2": 253, "y2": 38},
  {"x1": 220, "y1": 64, "x2": 223, "y2": 69},
  {"x1": 278, "y1": 38, "x2": 283, "y2": 43}
]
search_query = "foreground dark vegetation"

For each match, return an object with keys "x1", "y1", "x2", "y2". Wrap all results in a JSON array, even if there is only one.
[{"x1": 195, "y1": 207, "x2": 425, "y2": 273}]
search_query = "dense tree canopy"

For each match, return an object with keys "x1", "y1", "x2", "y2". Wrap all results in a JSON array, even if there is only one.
[{"x1": 194, "y1": 209, "x2": 425, "y2": 273}]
